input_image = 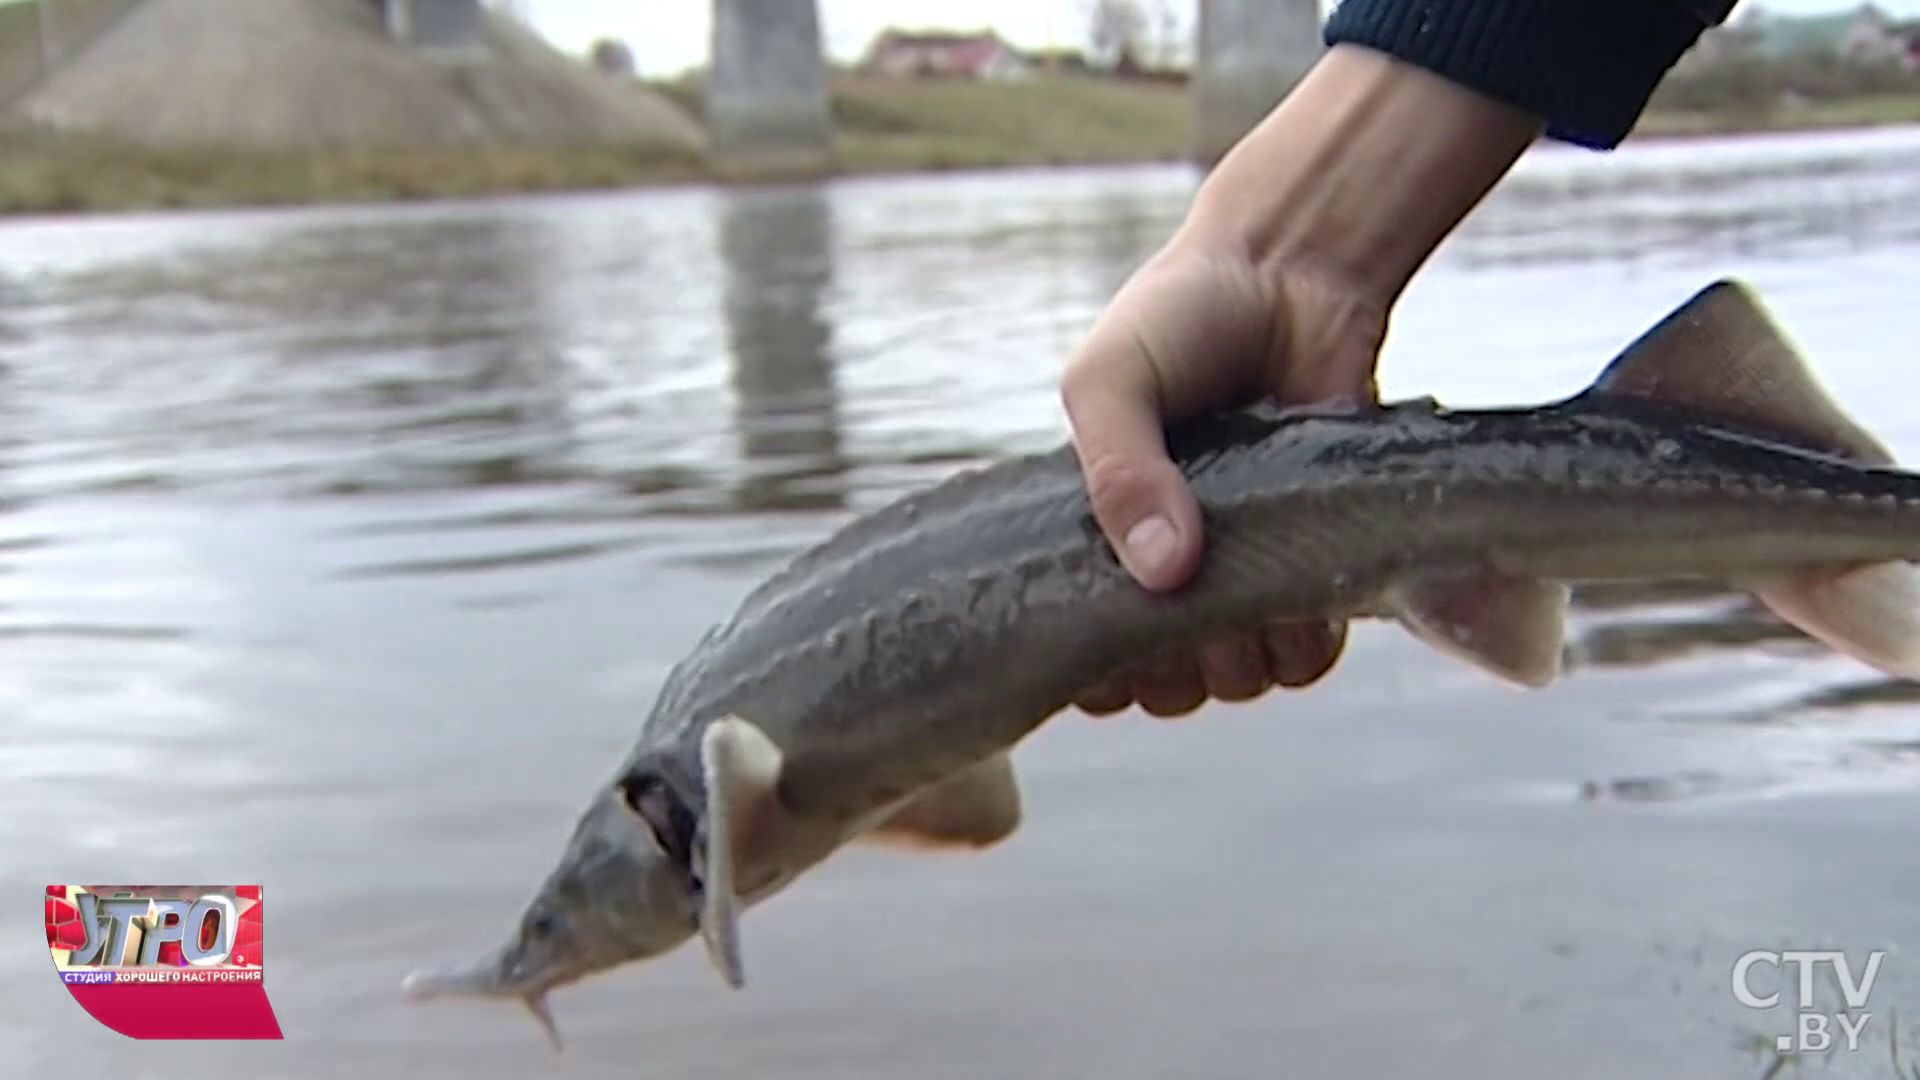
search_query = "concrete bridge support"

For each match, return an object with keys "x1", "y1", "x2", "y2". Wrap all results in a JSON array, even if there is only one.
[
  {"x1": 706, "y1": 0, "x2": 833, "y2": 177},
  {"x1": 382, "y1": 0, "x2": 483, "y2": 51},
  {"x1": 1189, "y1": 0, "x2": 1324, "y2": 167}
]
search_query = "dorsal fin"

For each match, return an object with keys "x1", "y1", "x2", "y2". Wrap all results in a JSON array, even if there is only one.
[
  {"x1": 1582, "y1": 279, "x2": 1893, "y2": 465},
  {"x1": 1588, "y1": 281, "x2": 1920, "y2": 680}
]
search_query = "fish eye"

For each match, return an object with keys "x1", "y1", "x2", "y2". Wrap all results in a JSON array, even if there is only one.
[{"x1": 526, "y1": 910, "x2": 557, "y2": 939}]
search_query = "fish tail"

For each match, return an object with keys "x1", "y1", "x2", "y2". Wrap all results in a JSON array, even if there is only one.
[{"x1": 1582, "y1": 279, "x2": 1920, "y2": 678}]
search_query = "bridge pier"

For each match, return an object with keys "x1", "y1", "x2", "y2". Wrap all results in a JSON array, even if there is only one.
[
  {"x1": 1189, "y1": 0, "x2": 1324, "y2": 167},
  {"x1": 706, "y1": 0, "x2": 833, "y2": 178},
  {"x1": 381, "y1": 0, "x2": 483, "y2": 51}
]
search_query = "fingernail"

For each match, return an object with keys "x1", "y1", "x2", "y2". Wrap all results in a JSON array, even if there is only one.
[{"x1": 1123, "y1": 516, "x2": 1178, "y2": 579}]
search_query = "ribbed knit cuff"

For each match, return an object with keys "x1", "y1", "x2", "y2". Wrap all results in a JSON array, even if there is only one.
[{"x1": 1324, "y1": 0, "x2": 1735, "y2": 150}]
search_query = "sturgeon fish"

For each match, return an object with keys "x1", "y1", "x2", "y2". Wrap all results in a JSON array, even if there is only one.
[{"x1": 400, "y1": 279, "x2": 1920, "y2": 1047}]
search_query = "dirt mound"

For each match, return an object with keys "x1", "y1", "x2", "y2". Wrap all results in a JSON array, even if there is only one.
[{"x1": 7, "y1": 0, "x2": 704, "y2": 153}]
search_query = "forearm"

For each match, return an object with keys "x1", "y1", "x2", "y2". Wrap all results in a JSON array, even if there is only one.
[
  {"x1": 1171, "y1": 0, "x2": 1738, "y2": 310},
  {"x1": 1175, "y1": 44, "x2": 1541, "y2": 307}
]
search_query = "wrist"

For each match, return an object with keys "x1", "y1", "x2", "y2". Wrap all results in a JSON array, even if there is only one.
[{"x1": 1176, "y1": 44, "x2": 1543, "y2": 309}]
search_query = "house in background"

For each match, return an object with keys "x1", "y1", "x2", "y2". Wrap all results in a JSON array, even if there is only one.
[
  {"x1": 1756, "y1": 3, "x2": 1909, "y2": 65},
  {"x1": 1680, "y1": 3, "x2": 1920, "y2": 72},
  {"x1": 859, "y1": 29, "x2": 1036, "y2": 81},
  {"x1": 1025, "y1": 47, "x2": 1094, "y2": 75}
]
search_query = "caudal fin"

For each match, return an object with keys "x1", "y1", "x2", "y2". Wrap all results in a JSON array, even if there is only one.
[{"x1": 1577, "y1": 278, "x2": 1920, "y2": 678}]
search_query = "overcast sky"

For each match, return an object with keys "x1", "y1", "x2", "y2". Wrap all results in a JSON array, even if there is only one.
[{"x1": 512, "y1": 0, "x2": 1920, "y2": 77}]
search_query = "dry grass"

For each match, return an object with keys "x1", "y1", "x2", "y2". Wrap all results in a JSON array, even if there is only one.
[
  {"x1": 651, "y1": 72, "x2": 1195, "y2": 174},
  {"x1": 825, "y1": 73, "x2": 1193, "y2": 171},
  {"x1": 7, "y1": 61, "x2": 1920, "y2": 217},
  {"x1": 0, "y1": 72, "x2": 1197, "y2": 214},
  {"x1": 0, "y1": 2, "x2": 45, "y2": 102},
  {"x1": 0, "y1": 0, "x2": 140, "y2": 103},
  {"x1": 1636, "y1": 92, "x2": 1920, "y2": 140},
  {"x1": 0, "y1": 126, "x2": 707, "y2": 213}
]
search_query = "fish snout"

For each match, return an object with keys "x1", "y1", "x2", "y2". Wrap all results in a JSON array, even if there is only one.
[{"x1": 401, "y1": 945, "x2": 570, "y2": 1052}]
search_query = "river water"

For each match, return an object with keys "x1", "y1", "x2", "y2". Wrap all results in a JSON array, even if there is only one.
[{"x1": 6, "y1": 126, "x2": 1920, "y2": 1079}]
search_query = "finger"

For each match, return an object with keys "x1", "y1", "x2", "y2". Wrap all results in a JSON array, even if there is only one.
[
  {"x1": 1263, "y1": 620, "x2": 1348, "y2": 689},
  {"x1": 1129, "y1": 651, "x2": 1208, "y2": 718},
  {"x1": 1060, "y1": 257, "x2": 1272, "y2": 594},
  {"x1": 1072, "y1": 677, "x2": 1135, "y2": 717},
  {"x1": 1197, "y1": 633, "x2": 1270, "y2": 703},
  {"x1": 1061, "y1": 359, "x2": 1203, "y2": 593}
]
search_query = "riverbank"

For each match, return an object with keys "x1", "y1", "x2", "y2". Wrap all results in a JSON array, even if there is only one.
[
  {"x1": 4, "y1": 73, "x2": 1920, "y2": 215},
  {"x1": 1637, "y1": 91, "x2": 1920, "y2": 140}
]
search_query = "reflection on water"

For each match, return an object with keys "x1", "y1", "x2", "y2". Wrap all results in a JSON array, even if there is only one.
[
  {"x1": 1083, "y1": 184, "x2": 1163, "y2": 301},
  {"x1": 3, "y1": 130, "x2": 1920, "y2": 1077},
  {"x1": 1454, "y1": 127, "x2": 1920, "y2": 270},
  {"x1": 10, "y1": 212, "x2": 579, "y2": 500},
  {"x1": 720, "y1": 186, "x2": 850, "y2": 513},
  {"x1": 1568, "y1": 589, "x2": 1812, "y2": 671}
]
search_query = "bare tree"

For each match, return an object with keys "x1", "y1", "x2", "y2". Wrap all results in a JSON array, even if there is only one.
[
  {"x1": 590, "y1": 36, "x2": 636, "y2": 77},
  {"x1": 1085, "y1": 0, "x2": 1149, "y2": 71},
  {"x1": 1145, "y1": 0, "x2": 1185, "y2": 70}
]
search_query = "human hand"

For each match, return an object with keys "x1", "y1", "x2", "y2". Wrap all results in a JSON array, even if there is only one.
[
  {"x1": 1053, "y1": 45, "x2": 1539, "y2": 720},
  {"x1": 1058, "y1": 242, "x2": 1389, "y2": 718}
]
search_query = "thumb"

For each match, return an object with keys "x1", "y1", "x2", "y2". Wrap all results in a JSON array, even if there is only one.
[
  {"x1": 1059, "y1": 251, "x2": 1272, "y2": 593},
  {"x1": 1061, "y1": 366, "x2": 1204, "y2": 593}
]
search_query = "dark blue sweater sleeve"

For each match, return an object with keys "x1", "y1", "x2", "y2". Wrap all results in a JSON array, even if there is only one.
[{"x1": 1323, "y1": 0, "x2": 1740, "y2": 150}]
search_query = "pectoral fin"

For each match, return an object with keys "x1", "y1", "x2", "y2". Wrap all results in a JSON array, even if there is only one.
[
  {"x1": 694, "y1": 715, "x2": 787, "y2": 990},
  {"x1": 1388, "y1": 570, "x2": 1570, "y2": 689},
  {"x1": 1585, "y1": 279, "x2": 1920, "y2": 677},
  {"x1": 859, "y1": 752, "x2": 1025, "y2": 852}
]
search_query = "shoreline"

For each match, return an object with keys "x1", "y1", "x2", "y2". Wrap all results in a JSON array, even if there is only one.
[{"x1": 4, "y1": 77, "x2": 1920, "y2": 219}]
